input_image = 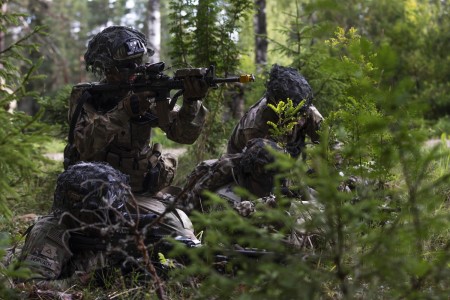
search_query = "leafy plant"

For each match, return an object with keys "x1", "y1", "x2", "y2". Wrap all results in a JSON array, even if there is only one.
[
  {"x1": 266, "y1": 98, "x2": 304, "y2": 147},
  {"x1": 165, "y1": 19, "x2": 450, "y2": 300}
]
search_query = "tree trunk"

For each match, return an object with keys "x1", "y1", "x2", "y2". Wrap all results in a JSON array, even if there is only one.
[
  {"x1": 145, "y1": 0, "x2": 161, "y2": 63},
  {"x1": 0, "y1": 2, "x2": 5, "y2": 53},
  {"x1": 254, "y1": 0, "x2": 267, "y2": 70}
]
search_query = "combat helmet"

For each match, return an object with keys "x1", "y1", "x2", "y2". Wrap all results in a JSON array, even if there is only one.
[
  {"x1": 265, "y1": 64, "x2": 313, "y2": 108},
  {"x1": 237, "y1": 138, "x2": 284, "y2": 197},
  {"x1": 84, "y1": 25, "x2": 154, "y2": 75},
  {"x1": 52, "y1": 162, "x2": 131, "y2": 230}
]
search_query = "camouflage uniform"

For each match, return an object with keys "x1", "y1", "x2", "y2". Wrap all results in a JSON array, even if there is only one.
[
  {"x1": 20, "y1": 26, "x2": 206, "y2": 283},
  {"x1": 180, "y1": 138, "x2": 321, "y2": 248},
  {"x1": 64, "y1": 25, "x2": 208, "y2": 193},
  {"x1": 227, "y1": 98, "x2": 323, "y2": 157},
  {"x1": 227, "y1": 64, "x2": 324, "y2": 158},
  {"x1": 18, "y1": 162, "x2": 198, "y2": 282},
  {"x1": 67, "y1": 85, "x2": 207, "y2": 192},
  {"x1": 179, "y1": 138, "x2": 281, "y2": 214},
  {"x1": 61, "y1": 26, "x2": 207, "y2": 259}
]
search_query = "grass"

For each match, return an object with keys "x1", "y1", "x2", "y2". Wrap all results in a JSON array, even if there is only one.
[{"x1": 2, "y1": 132, "x2": 449, "y2": 299}]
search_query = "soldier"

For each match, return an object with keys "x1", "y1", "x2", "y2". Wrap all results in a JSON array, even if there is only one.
[
  {"x1": 227, "y1": 64, "x2": 324, "y2": 159},
  {"x1": 18, "y1": 161, "x2": 199, "y2": 284},
  {"x1": 62, "y1": 26, "x2": 208, "y2": 243},
  {"x1": 179, "y1": 138, "x2": 319, "y2": 247},
  {"x1": 18, "y1": 162, "x2": 130, "y2": 282},
  {"x1": 179, "y1": 138, "x2": 282, "y2": 214}
]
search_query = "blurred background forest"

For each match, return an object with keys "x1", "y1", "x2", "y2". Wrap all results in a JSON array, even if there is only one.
[{"x1": 0, "y1": 0, "x2": 449, "y2": 299}]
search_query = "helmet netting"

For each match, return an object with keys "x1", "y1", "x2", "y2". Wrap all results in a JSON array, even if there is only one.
[
  {"x1": 240, "y1": 138, "x2": 281, "y2": 176},
  {"x1": 265, "y1": 64, "x2": 314, "y2": 108},
  {"x1": 52, "y1": 161, "x2": 131, "y2": 225},
  {"x1": 84, "y1": 26, "x2": 153, "y2": 75}
]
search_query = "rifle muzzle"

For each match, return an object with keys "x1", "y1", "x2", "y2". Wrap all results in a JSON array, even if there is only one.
[{"x1": 239, "y1": 74, "x2": 256, "y2": 83}]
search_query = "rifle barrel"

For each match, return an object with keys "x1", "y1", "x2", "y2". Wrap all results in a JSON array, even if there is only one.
[
  {"x1": 76, "y1": 73, "x2": 255, "y2": 94},
  {"x1": 213, "y1": 74, "x2": 255, "y2": 84}
]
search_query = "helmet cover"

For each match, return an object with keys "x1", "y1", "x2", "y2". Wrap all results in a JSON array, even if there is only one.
[
  {"x1": 265, "y1": 64, "x2": 313, "y2": 107},
  {"x1": 84, "y1": 25, "x2": 155, "y2": 75},
  {"x1": 238, "y1": 138, "x2": 284, "y2": 197},
  {"x1": 52, "y1": 161, "x2": 131, "y2": 227}
]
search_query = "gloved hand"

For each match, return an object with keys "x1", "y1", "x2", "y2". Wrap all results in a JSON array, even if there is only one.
[
  {"x1": 233, "y1": 201, "x2": 255, "y2": 217},
  {"x1": 183, "y1": 77, "x2": 209, "y2": 101},
  {"x1": 123, "y1": 91, "x2": 154, "y2": 117}
]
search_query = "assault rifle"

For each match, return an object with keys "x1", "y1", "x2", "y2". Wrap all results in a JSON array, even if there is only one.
[
  {"x1": 76, "y1": 62, "x2": 255, "y2": 126},
  {"x1": 69, "y1": 212, "x2": 276, "y2": 279}
]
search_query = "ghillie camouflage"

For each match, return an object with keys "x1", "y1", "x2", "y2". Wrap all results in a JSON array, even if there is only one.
[
  {"x1": 227, "y1": 64, "x2": 323, "y2": 158},
  {"x1": 19, "y1": 161, "x2": 199, "y2": 281},
  {"x1": 178, "y1": 138, "x2": 283, "y2": 214}
]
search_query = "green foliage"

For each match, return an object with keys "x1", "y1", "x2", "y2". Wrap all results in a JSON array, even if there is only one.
[
  {"x1": 164, "y1": 10, "x2": 450, "y2": 299},
  {"x1": 2, "y1": 1, "x2": 449, "y2": 299},
  {"x1": 168, "y1": 0, "x2": 254, "y2": 162},
  {"x1": 267, "y1": 0, "x2": 318, "y2": 68},
  {"x1": 266, "y1": 98, "x2": 303, "y2": 146},
  {"x1": 299, "y1": 0, "x2": 449, "y2": 126},
  {"x1": 168, "y1": 0, "x2": 253, "y2": 73},
  {"x1": 38, "y1": 85, "x2": 72, "y2": 138},
  {"x1": 430, "y1": 116, "x2": 450, "y2": 138},
  {"x1": 0, "y1": 233, "x2": 31, "y2": 300},
  {"x1": 0, "y1": 29, "x2": 51, "y2": 217},
  {"x1": 0, "y1": 6, "x2": 62, "y2": 298},
  {"x1": 167, "y1": 91, "x2": 450, "y2": 300}
]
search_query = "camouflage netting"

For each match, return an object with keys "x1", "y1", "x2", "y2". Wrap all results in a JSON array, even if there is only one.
[
  {"x1": 265, "y1": 64, "x2": 313, "y2": 107},
  {"x1": 52, "y1": 161, "x2": 131, "y2": 226},
  {"x1": 240, "y1": 138, "x2": 282, "y2": 175},
  {"x1": 84, "y1": 25, "x2": 154, "y2": 75},
  {"x1": 237, "y1": 138, "x2": 284, "y2": 197}
]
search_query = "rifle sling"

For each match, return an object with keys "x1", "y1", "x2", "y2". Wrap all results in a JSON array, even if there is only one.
[{"x1": 68, "y1": 90, "x2": 92, "y2": 144}]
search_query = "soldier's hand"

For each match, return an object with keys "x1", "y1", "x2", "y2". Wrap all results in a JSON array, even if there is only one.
[
  {"x1": 233, "y1": 201, "x2": 255, "y2": 217},
  {"x1": 183, "y1": 77, "x2": 209, "y2": 101},
  {"x1": 123, "y1": 91, "x2": 154, "y2": 117}
]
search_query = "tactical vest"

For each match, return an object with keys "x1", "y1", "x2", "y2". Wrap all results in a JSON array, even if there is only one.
[{"x1": 64, "y1": 84, "x2": 175, "y2": 194}]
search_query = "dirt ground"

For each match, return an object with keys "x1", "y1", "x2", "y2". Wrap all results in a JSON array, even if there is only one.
[{"x1": 425, "y1": 139, "x2": 450, "y2": 148}]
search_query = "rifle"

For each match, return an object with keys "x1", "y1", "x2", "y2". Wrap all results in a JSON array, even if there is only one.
[
  {"x1": 69, "y1": 212, "x2": 199, "y2": 256},
  {"x1": 68, "y1": 213, "x2": 277, "y2": 279},
  {"x1": 76, "y1": 62, "x2": 255, "y2": 126}
]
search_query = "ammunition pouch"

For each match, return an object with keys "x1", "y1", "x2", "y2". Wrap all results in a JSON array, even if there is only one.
[{"x1": 143, "y1": 150, "x2": 177, "y2": 195}]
